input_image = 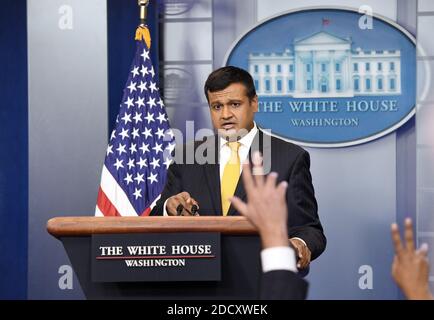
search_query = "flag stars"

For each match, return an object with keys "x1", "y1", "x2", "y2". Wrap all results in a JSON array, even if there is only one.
[
  {"x1": 127, "y1": 81, "x2": 137, "y2": 93},
  {"x1": 110, "y1": 130, "x2": 116, "y2": 140},
  {"x1": 150, "y1": 157, "x2": 160, "y2": 170},
  {"x1": 144, "y1": 112, "x2": 155, "y2": 124},
  {"x1": 124, "y1": 96, "x2": 134, "y2": 109},
  {"x1": 138, "y1": 81, "x2": 147, "y2": 93},
  {"x1": 131, "y1": 66, "x2": 140, "y2": 78},
  {"x1": 149, "y1": 66, "x2": 155, "y2": 78},
  {"x1": 163, "y1": 157, "x2": 172, "y2": 169},
  {"x1": 157, "y1": 112, "x2": 167, "y2": 124},
  {"x1": 129, "y1": 143, "x2": 137, "y2": 154},
  {"x1": 135, "y1": 97, "x2": 145, "y2": 108},
  {"x1": 156, "y1": 128, "x2": 165, "y2": 139},
  {"x1": 147, "y1": 172, "x2": 158, "y2": 184},
  {"x1": 152, "y1": 142, "x2": 163, "y2": 154},
  {"x1": 127, "y1": 158, "x2": 135, "y2": 170},
  {"x1": 106, "y1": 144, "x2": 114, "y2": 156},
  {"x1": 133, "y1": 188, "x2": 142, "y2": 199},
  {"x1": 118, "y1": 128, "x2": 129, "y2": 140},
  {"x1": 140, "y1": 65, "x2": 149, "y2": 77},
  {"x1": 121, "y1": 113, "x2": 132, "y2": 125},
  {"x1": 116, "y1": 143, "x2": 127, "y2": 155},
  {"x1": 166, "y1": 129, "x2": 174, "y2": 139},
  {"x1": 149, "y1": 81, "x2": 158, "y2": 93},
  {"x1": 157, "y1": 98, "x2": 165, "y2": 108},
  {"x1": 147, "y1": 97, "x2": 156, "y2": 108},
  {"x1": 136, "y1": 157, "x2": 147, "y2": 169},
  {"x1": 114, "y1": 158, "x2": 124, "y2": 170},
  {"x1": 133, "y1": 112, "x2": 142, "y2": 124},
  {"x1": 131, "y1": 127, "x2": 140, "y2": 139},
  {"x1": 139, "y1": 142, "x2": 150, "y2": 154},
  {"x1": 141, "y1": 49, "x2": 150, "y2": 61},
  {"x1": 142, "y1": 127, "x2": 152, "y2": 139},
  {"x1": 124, "y1": 173, "x2": 133, "y2": 185},
  {"x1": 166, "y1": 142, "x2": 176, "y2": 154},
  {"x1": 134, "y1": 172, "x2": 145, "y2": 184}
]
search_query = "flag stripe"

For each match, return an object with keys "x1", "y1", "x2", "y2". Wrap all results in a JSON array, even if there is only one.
[
  {"x1": 95, "y1": 205, "x2": 104, "y2": 217},
  {"x1": 99, "y1": 165, "x2": 138, "y2": 216},
  {"x1": 96, "y1": 186, "x2": 120, "y2": 217}
]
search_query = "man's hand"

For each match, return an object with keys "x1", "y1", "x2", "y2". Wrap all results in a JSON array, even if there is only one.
[
  {"x1": 289, "y1": 238, "x2": 311, "y2": 269},
  {"x1": 230, "y1": 152, "x2": 289, "y2": 249},
  {"x1": 166, "y1": 192, "x2": 200, "y2": 216},
  {"x1": 391, "y1": 218, "x2": 433, "y2": 300}
]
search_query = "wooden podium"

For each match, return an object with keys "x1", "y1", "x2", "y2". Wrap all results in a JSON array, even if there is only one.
[{"x1": 47, "y1": 216, "x2": 261, "y2": 299}]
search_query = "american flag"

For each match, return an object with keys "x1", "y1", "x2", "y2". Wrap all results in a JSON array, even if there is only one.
[
  {"x1": 96, "y1": 37, "x2": 175, "y2": 216},
  {"x1": 322, "y1": 18, "x2": 331, "y2": 26}
]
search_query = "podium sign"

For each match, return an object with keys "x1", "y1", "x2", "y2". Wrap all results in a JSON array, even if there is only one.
[
  {"x1": 48, "y1": 216, "x2": 260, "y2": 299},
  {"x1": 91, "y1": 232, "x2": 221, "y2": 282}
]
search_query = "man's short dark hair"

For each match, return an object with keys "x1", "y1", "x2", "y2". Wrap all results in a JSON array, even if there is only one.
[{"x1": 204, "y1": 66, "x2": 257, "y2": 102}]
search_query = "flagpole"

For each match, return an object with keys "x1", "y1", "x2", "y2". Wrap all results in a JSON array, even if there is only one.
[
  {"x1": 138, "y1": 0, "x2": 149, "y2": 26},
  {"x1": 136, "y1": 0, "x2": 151, "y2": 49}
]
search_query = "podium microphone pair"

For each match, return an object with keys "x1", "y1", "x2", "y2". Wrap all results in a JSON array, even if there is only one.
[{"x1": 176, "y1": 204, "x2": 199, "y2": 216}]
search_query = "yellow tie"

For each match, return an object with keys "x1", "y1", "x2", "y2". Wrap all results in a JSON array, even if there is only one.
[{"x1": 221, "y1": 142, "x2": 241, "y2": 216}]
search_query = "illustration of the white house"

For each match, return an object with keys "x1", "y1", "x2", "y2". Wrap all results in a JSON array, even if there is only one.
[{"x1": 248, "y1": 31, "x2": 401, "y2": 98}]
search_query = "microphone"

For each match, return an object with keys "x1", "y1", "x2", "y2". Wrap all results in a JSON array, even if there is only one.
[
  {"x1": 176, "y1": 204, "x2": 183, "y2": 216},
  {"x1": 176, "y1": 204, "x2": 199, "y2": 216}
]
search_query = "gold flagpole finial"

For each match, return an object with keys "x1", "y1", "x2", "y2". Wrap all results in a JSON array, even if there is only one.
[
  {"x1": 138, "y1": 0, "x2": 149, "y2": 26},
  {"x1": 136, "y1": 0, "x2": 151, "y2": 49}
]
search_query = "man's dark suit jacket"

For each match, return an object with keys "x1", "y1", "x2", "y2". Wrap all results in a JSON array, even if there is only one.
[
  {"x1": 151, "y1": 129, "x2": 326, "y2": 260},
  {"x1": 260, "y1": 270, "x2": 308, "y2": 300}
]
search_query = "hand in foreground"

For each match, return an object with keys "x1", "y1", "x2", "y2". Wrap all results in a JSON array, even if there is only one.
[
  {"x1": 166, "y1": 192, "x2": 200, "y2": 216},
  {"x1": 391, "y1": 218, "x2": 433, "y2": 300},
  {"x1": 230, "y1": 151, "x2": 289, "y2": 249}
]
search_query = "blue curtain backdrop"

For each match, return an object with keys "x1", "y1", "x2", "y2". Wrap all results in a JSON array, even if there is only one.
[
  {"x1": 0, "y1": 0, "x2": 28, "y2": 299},
  {"x1": 107, "y1": 0, "x2": 160, "y2": 135}
]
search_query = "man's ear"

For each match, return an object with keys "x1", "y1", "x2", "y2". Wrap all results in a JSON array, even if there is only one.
[{"x1": 251, "y1": 95, "x2": 259, "y2": 112}]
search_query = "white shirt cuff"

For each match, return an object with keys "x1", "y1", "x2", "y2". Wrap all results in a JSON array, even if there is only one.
[
  {"x1": 291, "y1": 237, "x2": 307, "y2": 248},
  {"x1": 261, "y1": 246, "x2": 297, "y2": 273},
  {"x1": 163, "y1": 199, "x2": 169, "y2": 216}
]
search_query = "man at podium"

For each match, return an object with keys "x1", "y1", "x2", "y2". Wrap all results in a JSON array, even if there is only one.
[{"x1": 151, "y1": 66, "x2": 326, "y2": 268}]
